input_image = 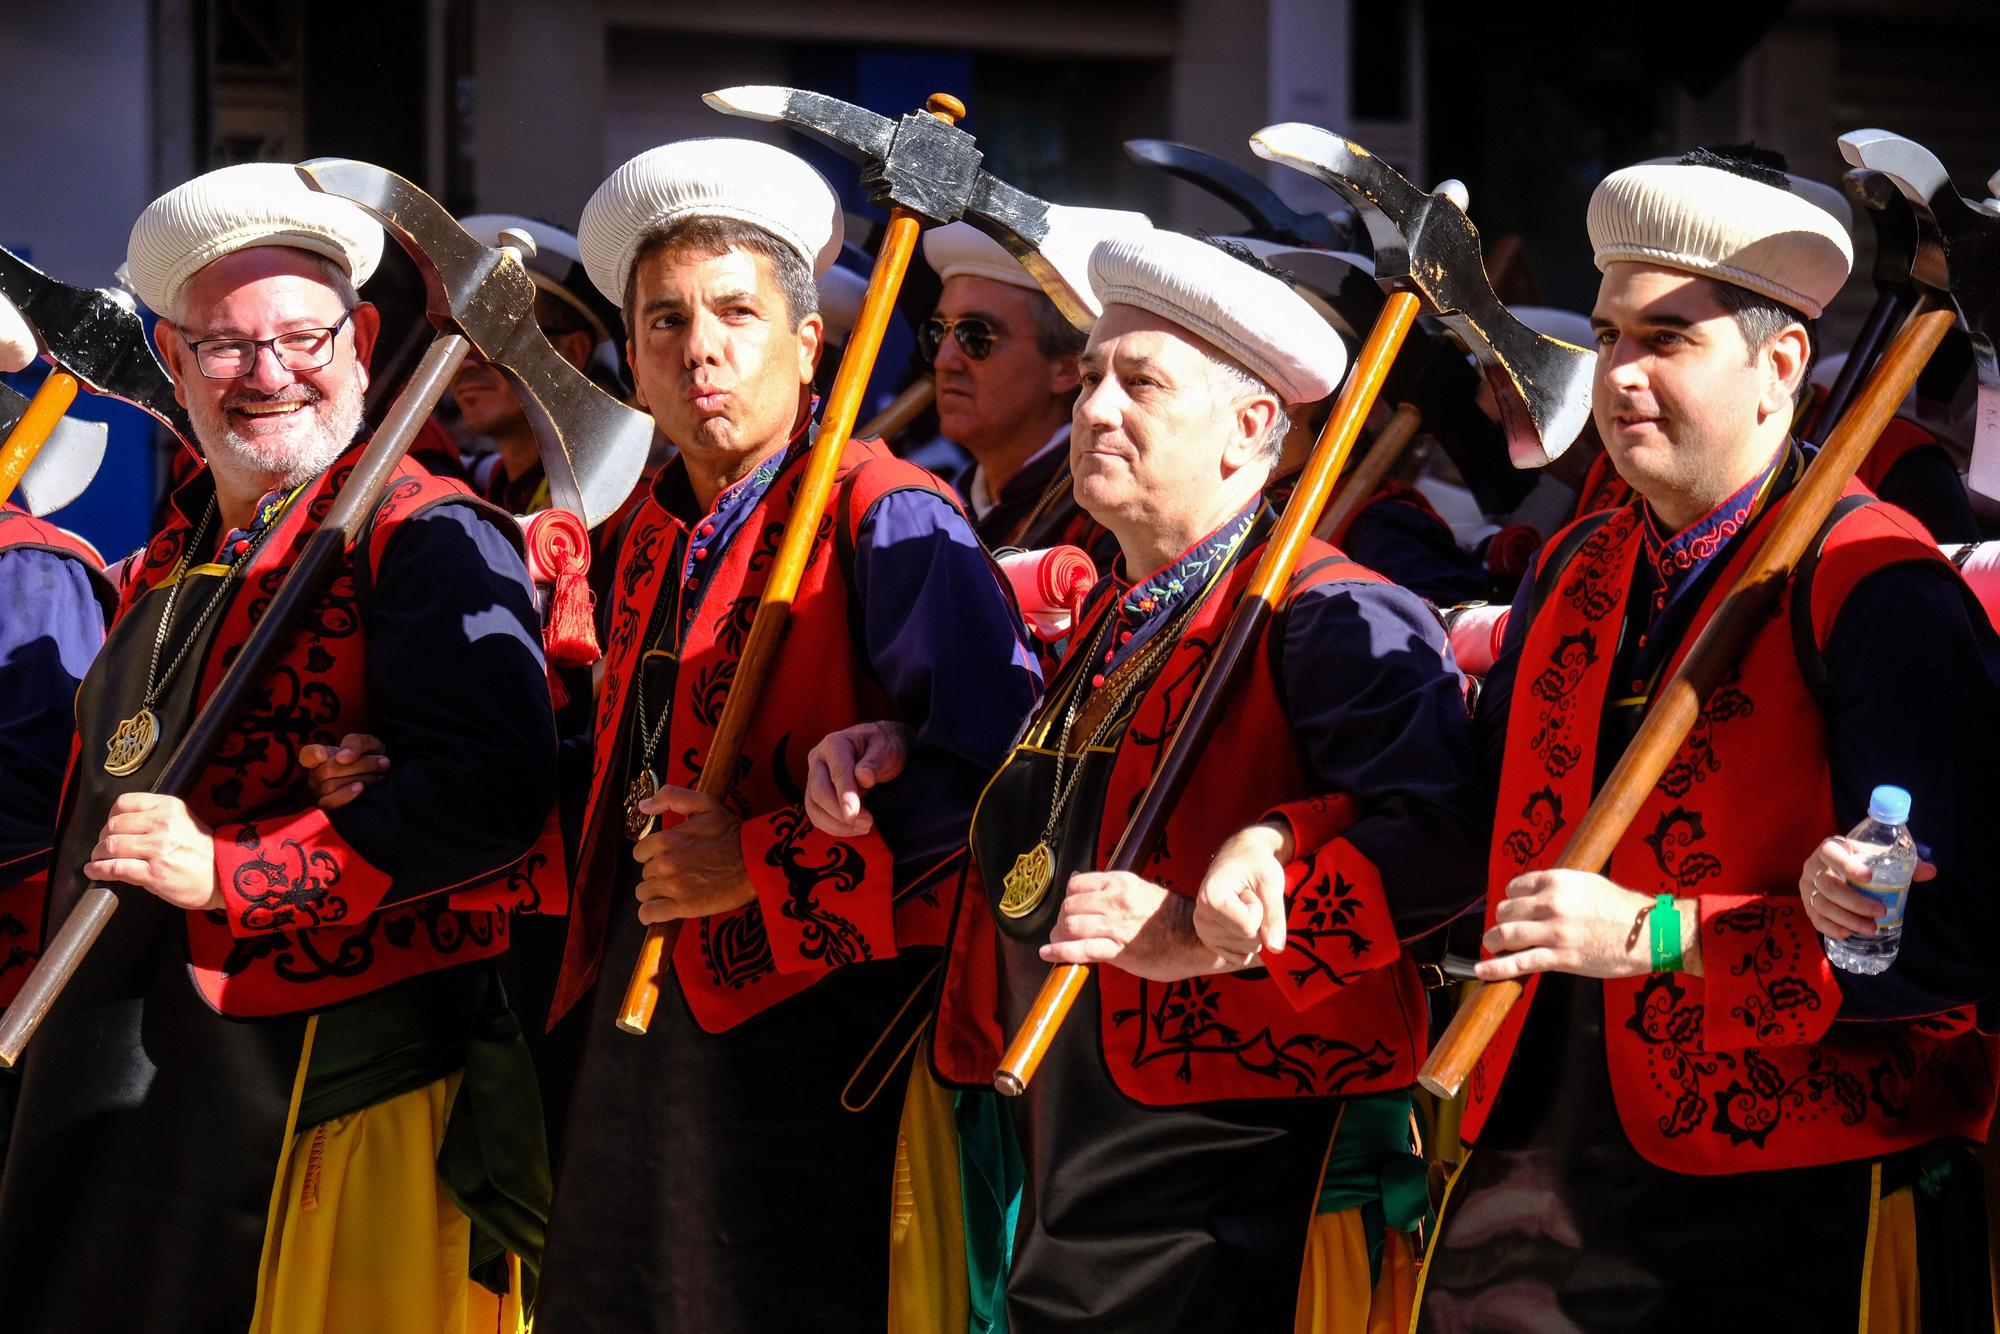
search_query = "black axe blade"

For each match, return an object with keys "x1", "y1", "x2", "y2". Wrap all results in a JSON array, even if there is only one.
[
  {"x1": 1844, "y1": 169, "x2": 1920, "y2": 299},
  {"x1": 1124, "y1": 138, "x2": 1352, "y2": 249},
  {"x1": 0, "y1": 245, "x2": 193, "y2": 446},
  {"x1": 296, "y1": 160, "x2": 652, "y2": 529},
  {"x1": 704, "y1": 85, "x2": 1094, "y2": 328},
  {"x1": 1249, "y1": 123, "x2": 1593, "y2": 469},
  {"x1": 1840, "y1": 131, "x2": 2000, "y2": 498},
  {"x1": 0, "y1": 379, "x2": 108, "y2": 516}
]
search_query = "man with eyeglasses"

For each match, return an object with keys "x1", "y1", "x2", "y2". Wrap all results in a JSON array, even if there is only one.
[
  {"x1": 0, "y1": 162, "x2": 560, "y2": 1334},
  {"x1": 920, "y1": 208, "x2": 1147, "y2": 562}
]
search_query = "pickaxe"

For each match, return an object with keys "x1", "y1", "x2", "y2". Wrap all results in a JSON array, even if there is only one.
[
  {"x1": 994, "y1": 131, "x2": 1592, "y2": 1096},
  {"x1": 0, "y1": 246, "x2": 193, "y2": 506},
  {"x1": 1124, "y1": 138, "x2": 1353, "y2": 249},
  {"x1": 613, "y1": 85, "x2": 1089, "y2": 1034},
  {"x1": 1418, "y1": 129, "x2": 2000, "y2": 1100},
  {"x1": 0, "y1": 169, "x2": 655, "y2": 1064},
  {"x1": 1797, "y1": 170, "x2": 1919, "y2": 444}
]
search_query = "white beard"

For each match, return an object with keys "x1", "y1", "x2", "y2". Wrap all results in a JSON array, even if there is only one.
[{"x1": 192, "y1": 373, "x2": 365, "y2": 491}]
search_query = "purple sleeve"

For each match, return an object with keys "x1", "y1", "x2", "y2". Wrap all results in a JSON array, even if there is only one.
[
  {"x1": 0, "y1": 548, "x2": 105, "y2": 873},
  {"x1": 850, "y1": 487, "x2": 1042, "y2": 875}
]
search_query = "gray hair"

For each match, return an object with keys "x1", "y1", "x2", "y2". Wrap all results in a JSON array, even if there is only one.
[
  {"x1": 170, "y1": 249, "x2": 358, "y2": 327},
  {"x1": 1202, "y1": 351, "x2": 1292, "y2": 463},
  {"x1": 620, "y1": 217, "x2": 818, "y2": 339}
]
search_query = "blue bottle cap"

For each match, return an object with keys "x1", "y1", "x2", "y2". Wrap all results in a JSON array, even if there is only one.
[{"x1": 1868, "y1": 784, "x2": 1911, "y2": 825}]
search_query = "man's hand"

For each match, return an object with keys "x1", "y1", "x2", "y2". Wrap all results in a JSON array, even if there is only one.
[
  {"x1": 632, "y1": 784, "x2": 752, "y2": 923},
  {"x1": 1040, "y1": 870, "x2": 1246, "y2": 981},
  {"x1": 804, "y1": 721, "x2": 913, "y2": 838},
  {"x1": 299, "y1": 733, "x2": 390, "y2": 811},
  {"x1": 1474, "y1": 868, "x2": 1702, "y2": 982},
  {"x1": 1800, "y1": 836, "x2": 1935, "y2": 940},
  {"x1": 83, "y1": 792, "x2": 221, "y2": 910},
  {"x1": 1192, "y1": 821, "x2": 1293, "y2": 966}
]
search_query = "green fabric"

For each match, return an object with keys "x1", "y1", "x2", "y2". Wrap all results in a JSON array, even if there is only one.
[
  {"x1": 1315, "y1": 1091, "x2": 1430, "y2": 1284},
  {"x1": 299, "y1": 963, "x2": 487, "y2": 1127},
  {"x1": 955, "y1": 1090, "x2": 1022, "y2": 1334},
  {"x1": 436, "y1": 983, "x2": 553, "y2": 1305}
]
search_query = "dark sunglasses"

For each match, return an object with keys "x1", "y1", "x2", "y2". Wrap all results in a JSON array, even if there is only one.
[{"x1": 919, "y1": 316, "x2": 1001, "y2": 362}]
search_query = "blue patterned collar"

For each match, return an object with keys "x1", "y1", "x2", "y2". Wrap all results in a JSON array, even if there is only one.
[
  {"x1": 1111, "y1": 502, "x2": 1259, "y2": 627},
  {"x1": 1638, "y1": 443, "x2": 1787, "y2": 587}
]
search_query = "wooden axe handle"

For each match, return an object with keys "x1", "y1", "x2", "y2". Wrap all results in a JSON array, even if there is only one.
[
  {"x1": 1418, "y1": 300, "x2": 1958, "y2": 1100},
  {"x1": 616, "y1": 137, "x2": 955, "y2": 1033},
  {"x1": 0, "y1": 371, "x2": 80, "y2": 508},
  {"x1": 858, "y1": 375, "x2": 935, "y2": 443},
  {"x1": 994, "y1": 290, "x2": 1423, "y2": 1096},
  {"x1": 0, "y1": 333, "x2": 475, "y2": 1067},
  {"x1": 1313, "y1": 401, "x2": 1421, "y2": 544}
]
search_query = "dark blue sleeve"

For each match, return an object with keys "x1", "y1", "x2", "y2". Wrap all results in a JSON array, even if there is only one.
[
  {"x1": 1817, "y1": 563, "x2": 2000, "y2": 1019},
  {"x1": 1278, "y1": 578, "x2": 1489, "y2": 939},
  {"x1": 1343, "y1": 501, "x2": 1492, "y2": 606},
  {"x1": 0, "y1": 549, "x2": 103, "y2": 877},
  {"x1": 851, "y1": 488, "x2": 1042, "y2": 876},
  {"x1": 332, "y1": 503, "x2": 558, "y2": 901}
]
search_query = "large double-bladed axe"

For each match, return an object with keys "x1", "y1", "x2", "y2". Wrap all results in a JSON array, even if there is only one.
[
  {"x1": 613, "y1": 86, "x2": 1096, "y2": 1034},
  {"x1": 0, "y1": 246, "x2": 191, "y2": 508},
  {"x1": 994, "y1": 129, "x2": 1593, "y2": 1096},
  {"x1": 1798, "y1": 170, "x2": 1920, "y2": 444},
  {"x1": 0, "y1": 166, "x2": 654, "y2": 1065},
  {"x1": 1418, "y1": 129, "x2": 2000, "y2": 1101}
]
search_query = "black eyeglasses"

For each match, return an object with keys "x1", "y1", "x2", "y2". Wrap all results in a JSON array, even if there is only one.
[
  {"x1": 919, "y1": 316, "x2": 1001, "y2": 362},
  {"x1": 183, "y1": 309, "x2": 355, "y2": 380}
]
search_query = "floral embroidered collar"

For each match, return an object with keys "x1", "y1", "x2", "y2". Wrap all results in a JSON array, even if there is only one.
[
  {"x1": 1111, "y1": 502, "x2": 1259, "y2": 630},
  {"x1": 1638, "y1": 443, "x2": 1787, "y2": 585}
]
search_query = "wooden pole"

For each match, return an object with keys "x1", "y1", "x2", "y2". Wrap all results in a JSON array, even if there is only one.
[
  {"x1": 0, "y1": 371, "x2": 79, "y2": 507},
  {"x1": 994, "y1": 289, "x2": 1423, "y2": 1096},
  {"x1": 1313, "y1": 401, "x2": 1421, "y2": 543},
  {"x1": 1417, "y1": 300, "x2": 1959, "y2": 1100},
  {"x1": 858, "y1": 375, "x2": 934, "y2": 443},
  {"x1": 615, "y1": 94, "x2": 967, "y2": 1036}
]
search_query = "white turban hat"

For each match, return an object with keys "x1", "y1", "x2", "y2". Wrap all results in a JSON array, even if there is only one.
[
  {"x1": 924, "y1": 206, "x2": 1153, "y2": 321},
  {"x1": 1088, "y1": 229, "x2": 1349, "y2": 404},
  {"x1": 579, "y1": 138, "x2": 843, "y2": 305},
  {"x1": 126, "y1": 162, "x2": 385, "y2": 317}
]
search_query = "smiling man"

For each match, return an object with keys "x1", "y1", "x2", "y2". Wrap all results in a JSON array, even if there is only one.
[
  {"x1": 530, "y1": 138, "x2": 1038, "y2": 1333},
  {"x1": 1415, "y1": 149, "x2": 2000, "y2": 1331},
  {"x1": 0, "y1": 163, "x2": 559, "y2": 1333}
]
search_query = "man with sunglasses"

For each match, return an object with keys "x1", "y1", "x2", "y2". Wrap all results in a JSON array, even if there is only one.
[
  {"x1": 920, "y1": 209, "x2": 1147, "y2": 561},
  {"x1": 0, "y1": 162, "x2": 560, "y2": 1334}
]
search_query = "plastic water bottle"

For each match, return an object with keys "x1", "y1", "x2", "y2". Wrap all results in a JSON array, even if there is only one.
[{"x1": 1822, "y1": 785, "x2": 1918, "y2": 975}]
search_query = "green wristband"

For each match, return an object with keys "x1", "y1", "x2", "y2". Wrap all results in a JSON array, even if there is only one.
[{"x1": 1649, "y1": 893, "x2": 1683, "y2": 974}]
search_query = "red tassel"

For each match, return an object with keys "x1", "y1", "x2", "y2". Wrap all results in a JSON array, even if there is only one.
[{"x1": 522, "y1": 508, "x2": 600, "y2": 667}]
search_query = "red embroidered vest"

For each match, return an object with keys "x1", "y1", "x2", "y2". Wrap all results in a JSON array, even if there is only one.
[
  {"x1": 74, "y1": 456, "x2": 562, "y2": 1018},
  {"x1": 0, "y1": 506, "x2": 113, "y2": 1007},
  {"x1": 553, "y1": 437, "x2": 960, "y2": 1031},
  {"x1": 1467, "y1": 487, "x2": 1999, "y2": 1173},
  {"x1": 936, "y1": 539, "x2": 1431, "y2": 1105}
]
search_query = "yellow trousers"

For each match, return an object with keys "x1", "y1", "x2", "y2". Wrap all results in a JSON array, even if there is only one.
[
  {"x1": 887, "y1": 1055, "x2": 972, "y2": 1334},
  {"x1": 251, "y1": 1074, "x2": 526, "y2": 1334}
]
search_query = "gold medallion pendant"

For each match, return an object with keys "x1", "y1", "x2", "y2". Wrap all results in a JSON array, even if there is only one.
[
  {"x1": 104, "y1": 708, "x2": 160, "y2": 777},
  {"x1": 624, "y1": 767, "x2": 661, "y2": 840},
  {"x1": 999, "y1": 840, "x2": 1055, "y2": 918}
]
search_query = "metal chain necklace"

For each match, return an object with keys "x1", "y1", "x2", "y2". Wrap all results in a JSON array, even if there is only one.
[
  {"x1": 103, "y1": 493, "x2": 295, "y2": 776},
  {"x1": 996, "y1": 589, "x2": 1205, "y2": 919},
  {"x1": 623, "y1": 571, "x2": 690, "y2": 840}
]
